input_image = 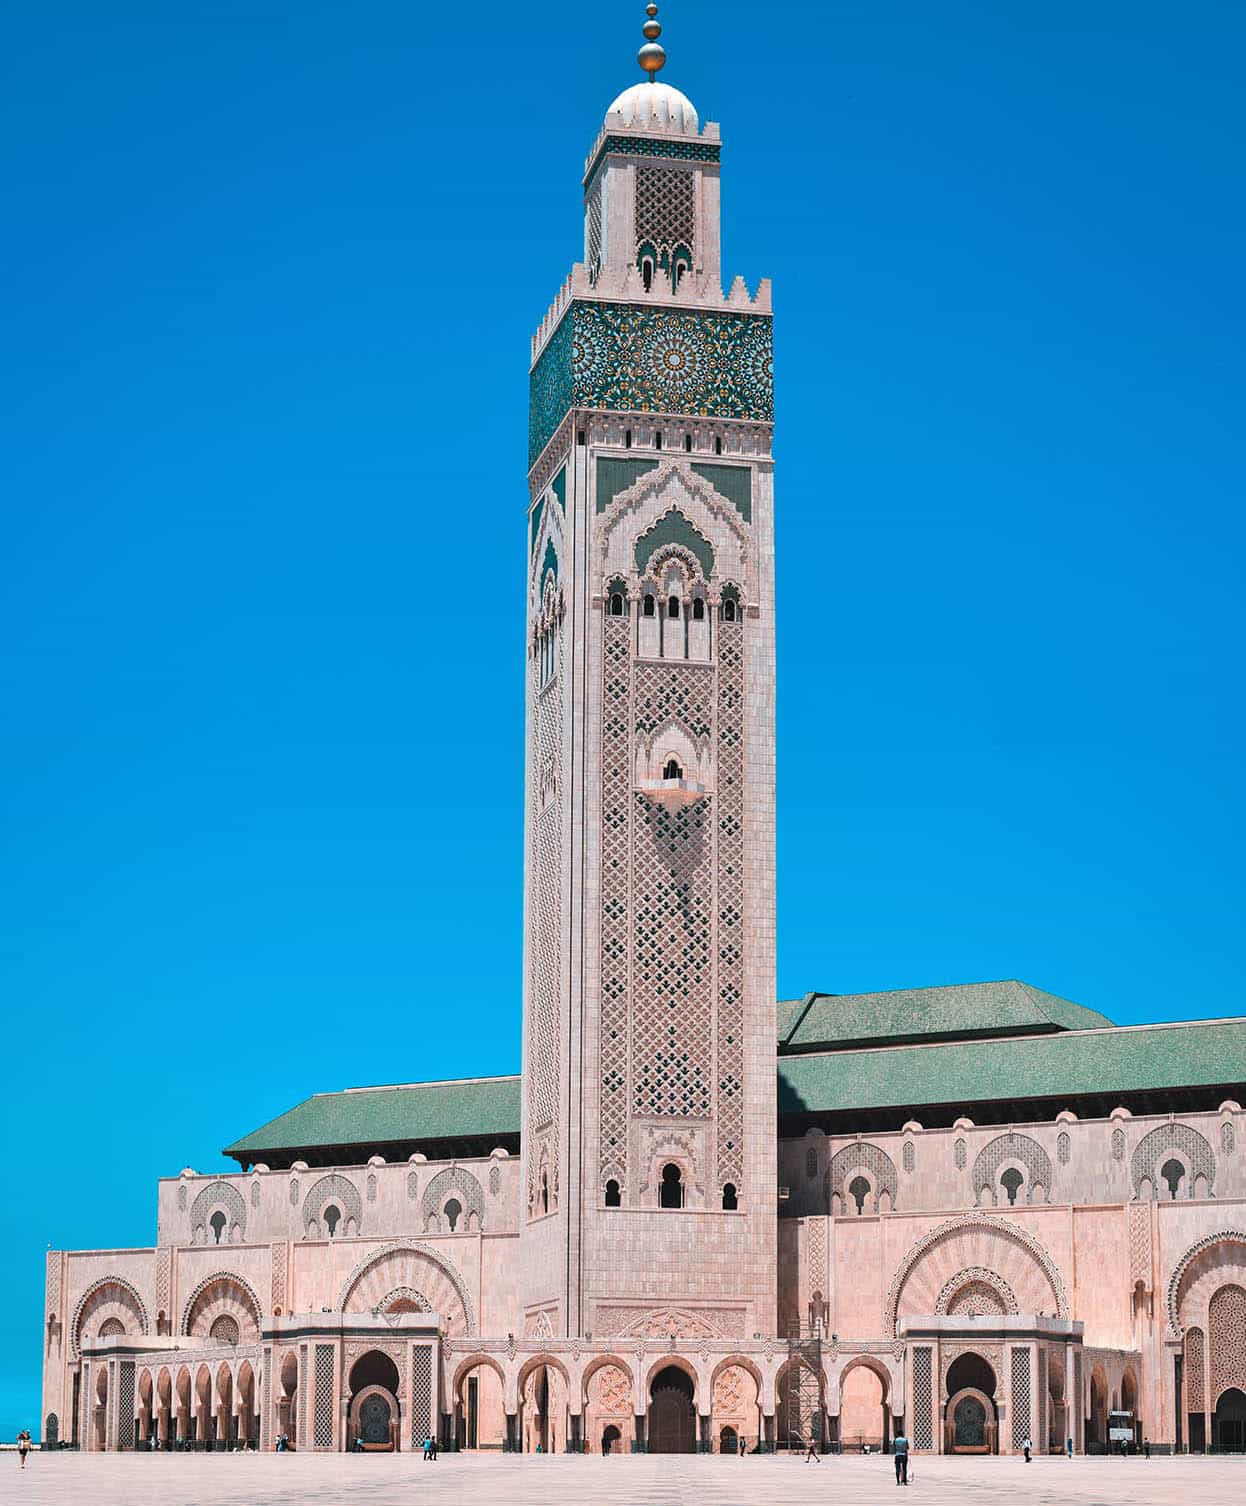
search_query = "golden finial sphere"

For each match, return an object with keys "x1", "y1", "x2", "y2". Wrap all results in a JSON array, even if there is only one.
[
  {"x1": 638, "y1": 40, "x2": 666, "y2": 75},
  {"x1": 646, "y1": 2, "x2": 658, "y2": 14},
  {"x1": 642, "y1": 17, "x2": 661, "y2": 38}
]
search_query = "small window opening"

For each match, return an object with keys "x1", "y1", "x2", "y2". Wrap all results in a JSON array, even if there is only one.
[
  {"x1": 624, "y1": 429, "x2": 632, "y2": 449},
  {"x1": 848, "y1": 1175, "x2": 871, "y2": 1215},
  {"x1": 692, "y1": 598, "x2": 705, "y2": 621},
  {"x1": 714, "y1": 436, "x2": 723, "y2": 456},
  {"x1": 663, "y1": 758, "x2": 683, "y2": 780},
  {"x1": 643, "y1": 595, "x2": 655, "y2": 618},
  {"x1": 641, "y1": 259, "x2": 654, "y2": 292},
  {"x1": 576, "y1": 429, "x2": 586, "y2": 445},
  {"x1": 723, "y1": 599, "x2": 737, "y2": 622},
  {"x1": 323, "y1": 1204, "x2": 341, "y2": 1237},
  {"x1": 654, "y1": 431, "x2": 662, "y2": 450},
  {"x1": 1000, "y1": 1168, "x2": 1024, "y2": 1206},
  {"x1": 209, "y1": 1211, "x2": 226, "y2": 1245},
  {"x1": 444, "y1": 1197, "x2": 463, "y2": 1231},
  {"x1": 659, "y1": 1161, "x2": 684, "y2": 1209},
  {"x1": 604, "y1": 1179, "x2": 621, "y2": 1208},
  {"x1": 673, "y1": 263, "x2": 683, "y2": 291},
  {"x1": 668, "y1": 595, "x2": 679, "y2": 618},
  {"x1": 722, "y1": 1183, "x2": 738, "y2": 1211},
  {"x1": 684, "y1": 434, "x2": 692, "y2": 452},
  {"x1": 609, "y1": 592, "x2": 624, "y2": 616},
  {"x1": 1160, "y1": 1158, "x2": 1185, "y2": 1199},
  {"x1": 540, "y1": 1174, "x2": 549, "y2": 1215}
]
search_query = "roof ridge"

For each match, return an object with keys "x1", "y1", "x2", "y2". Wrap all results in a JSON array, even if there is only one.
[{"x1": 342, "y1": 1073, "x2": 523, "y2": 1095}]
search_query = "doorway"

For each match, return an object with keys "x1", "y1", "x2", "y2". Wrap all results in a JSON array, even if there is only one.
[
  {"x1": 648, "y1": 1366, "x2": 695, "y2": 1453},
  {"x1": 1215, "y1": 1389, "x2": 1246, "y2": 1453}
]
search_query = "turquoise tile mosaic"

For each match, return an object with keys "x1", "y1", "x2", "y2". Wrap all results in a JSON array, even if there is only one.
[
  {"x1": 584, "y1": 133, "x2": 720, "y2": 187},
  {"x1": 529, "y1": 300, "x2": 773, "y2": 465}
]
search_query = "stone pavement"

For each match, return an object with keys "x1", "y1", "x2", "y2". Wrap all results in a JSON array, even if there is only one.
[{"x1": 7, "y1": 1451, "x2": 1246, "y2": 1506}]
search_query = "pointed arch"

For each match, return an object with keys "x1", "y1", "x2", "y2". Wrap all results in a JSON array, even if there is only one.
[
  {"x1": 180, "y1": 1271, "x2": 262, "y2": 1341},
  {"x1": 71, "y1": 1276, "x2": 148, "y2": 1357}
]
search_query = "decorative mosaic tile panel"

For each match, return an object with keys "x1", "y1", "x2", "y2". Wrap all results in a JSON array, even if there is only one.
[
  {"x1": 912, "y1": 1346, "x2": 933, "y2": 1449},
  {"x1": 715, "y1": 622, "x2": 745, "y2": 1189},
  {"x1": 410, "y1": 1346, "x2": 433, "y2": 1447},
  {"x1": 1185, "y1": 1326, "x2": 1205, "y2": 1408},
  {"x1": 1131, "y1": 1122, "x2": 1215, "y2": 1197},
  {"x1": 313, "y1": 1344, "x2": 335, "y2": 1448},
  {"x1": 530, "y1": 302, "x2": 772, "y2": 464}
]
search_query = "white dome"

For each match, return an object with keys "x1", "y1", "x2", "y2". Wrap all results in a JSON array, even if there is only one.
[{"x1": 606, "y1": 81, "x2": 699, "y2": 135}]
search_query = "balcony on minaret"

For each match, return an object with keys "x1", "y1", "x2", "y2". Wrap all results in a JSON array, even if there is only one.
[{"x1": 637, "y1": 755, "x2": 709, "y2": 809}]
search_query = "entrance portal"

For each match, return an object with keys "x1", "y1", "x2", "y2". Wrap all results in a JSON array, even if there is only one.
[
  {"x1": 358, "y1": 1393, "x2": 392, "y2": 1445},
  {"x1": 944, "y1": 1353, "x2": 998, "y2": 1454},
  {"x1": 1215, "y1": 1388, "x2": 1246, "y2": 1453},
  {"x1": 348, "y1": 1351, "x2": 401, "y2": 1451},
  {"x1": 648, "y1": 1366, "x2": 695, "y2": 1454}
]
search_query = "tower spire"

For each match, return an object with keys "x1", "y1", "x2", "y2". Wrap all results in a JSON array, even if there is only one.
[{"x1": 637, "y1": 1, "x2": 666, "y2": 78}]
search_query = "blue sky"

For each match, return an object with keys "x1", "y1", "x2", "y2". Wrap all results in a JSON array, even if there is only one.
[{"x1": 2, "y1": 0, "x2": 1243, "y2": 1438}]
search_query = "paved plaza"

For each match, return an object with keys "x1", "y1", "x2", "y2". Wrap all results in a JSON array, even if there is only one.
[{"x1": 6, "y1": 1451, "x2": 1246, "y2": 1506}]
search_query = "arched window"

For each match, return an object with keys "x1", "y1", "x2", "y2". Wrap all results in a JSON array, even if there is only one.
[
  {"x1": 641, "y1": 258, "x2": 654, "y2": 292},
  {"x1": 540, "y1": 1174, "x2": 549, "y2": 1215},
  {"x1": 667, "y1": 595, "x2": 680, "y2": 619},
  {"x1": 1160, "y1": 1158, "x2": 1185, "y2": 1199},
  {"x1": 659, "y1": 1162, "x2": 684, "y2": 1209},
  {"x1": 723, "y1": 599, "x2": 737, "y2": 622},
  {"x1": 604, "y1": 1179, "x2": 621, "y2": 1208},
  {"x1": 1000, "y1": 1168, "x2": 1024, "y2": 1206},
  {"x1": 609, "y1": 592, "x2": 624, "y2": 616},
  {"x1": 722, "y1": 1183, "x2": 738, "y2": 1211},
  {"x1": 663, "y1": 758, "x2": 683, "y2": 780},
  {"x1": 714, "y1": 436, "x2": 723, "y2": 455},
  {"x1": 643, "y1": 595, "x2": 655, "y2": 618},
  {"x1": 673, "y1": 263, "x2": 684, "y2": 291},
  {"x1": 848, "y1": 1175, "x2": 871, "y2": 1215},
  {"x1": 444, "y1": 1197, "x2": 463, "y2": 1231},
  {"x1": 692, "y1": 597, "x2": 705, "y2": 621},
  {"x1": 209, "y1": 1211, "x2": 226, "y2": 1245},
  {"x1": 323, "y1": 1204, "x2": 341, "y2": 1237}
]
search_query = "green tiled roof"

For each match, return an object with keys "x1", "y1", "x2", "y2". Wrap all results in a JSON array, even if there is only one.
[
  {"x1": 778, "y1": 980, "x2": 1111, "y2": 1053},
  {"x1": 224, "y1": 1075, "x2": 521, "y2": 1160},
  {"x1": 777, "y1": 1019, "x2": 1246, "y2": 1119}
]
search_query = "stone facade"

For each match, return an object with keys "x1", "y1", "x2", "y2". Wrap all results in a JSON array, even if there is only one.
[{"x1": 41, "y1": 31, "x2": 1246, "y2": 1463}]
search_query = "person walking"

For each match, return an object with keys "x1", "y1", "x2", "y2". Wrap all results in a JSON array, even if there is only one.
[
  {"x1": 1144, "y1": 1437, "x2": 1151, "y2": 1459},
  {"x1": 17, "y1": 1429, "x2": 31, "y2": 1468},
  {"x1": 805, "y1": 1431, "x2": 820, "y2": 1462},
  {"x1": 1023, "y1": 1435, "x2": 1032, "y2": 1463},
  {"x1": 422, "y1": 1435, "x2": 431, "y2": 1460},
  {"x1": 893, "y1": 1431, "x2": 909, "y2": 1486}
]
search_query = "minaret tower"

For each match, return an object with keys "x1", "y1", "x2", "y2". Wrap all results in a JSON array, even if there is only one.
[{"x1": 521, "y1": 4, "x2": 776, "y2": 1346}]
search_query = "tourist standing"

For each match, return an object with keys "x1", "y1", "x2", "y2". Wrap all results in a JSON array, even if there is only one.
[
  {"x1": 1023, "y1": 1435, "x2": 1032, "y2": 1463},
  {"x1": 17, "y1": 1429, "x2": 31, "y2": 1468},
  {"x1": 893, "y1": 1431, "x2": 909, "y2": 1485},
  {"x1": 1144, "y1": 1437, "x2": 1151, "y2": 1458}
]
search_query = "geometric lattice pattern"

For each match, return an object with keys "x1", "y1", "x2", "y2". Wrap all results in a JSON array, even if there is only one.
[
  {"x1": 912, "y1": 1346, "x2": 933, "y2": 1450},
  {"x1": 715, "y1": 624, "x2": 745, "y2": 1188},
  {"x1": 599, "y1": 613, "x2": 632, "y2": 1186},
  {"x1": 829, "y1": 1142, "x2": 898, "y2": 1210},
  {"x1": 1057, "y1": 1131, "x2": 1071, "y2": 1165},
  {"x1": 1209, "y1": 1284, "x2": 1246, "y2": 1402},
  {"x1": 117, "y1": 1362, "x2": 135, "y2": 1451},
  {"x1": 189, "y1": 1180, "x2": 247, "y2": 1241},
  {"x1": 635, "y1": 166, "x2": 694, "y2": 257},
  {"x1": 954, "y1": 1138, "x2": 967, "y2": 1170},
  {"x1": 1131, "y1": 1122, "x2": 1216, "y2": 1199},
  {"x1": 313, "y1": 1345, "x2": 335, "y2": 1448},
  {"x1": 410, "y1": 1346, "x2": 434, "y2": 1448},
  {"x1": 1112, "y1": 1128, "x2": 1126, "y2": 1161},
  {"x1": 973, "y1": 1134, "x2": 1053, "y2": 1202},
  {"x1": 302, "y1": 1174, "x2": 362, "y2": 1235},
  {"x1": 1011, "y1": 1347, "x2": 1032, "y2": 1449},
  {"x1": 585, "y1": 133, "x2": 720, "y2": 187},
  {"x1": 1185, "y1": 1326, "x2": 1205, "y2": 1411},
  {"x1": 586, "y1": 179, "x2": 602, "y2": 282},
  {"x1": 1036, "y1": 1348, "x2": 1048, "y2": 1451}
]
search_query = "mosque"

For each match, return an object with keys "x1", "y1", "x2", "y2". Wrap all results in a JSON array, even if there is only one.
[{"x1": 43, "y1": 4, "x2": 1246, "y2": 1459}]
